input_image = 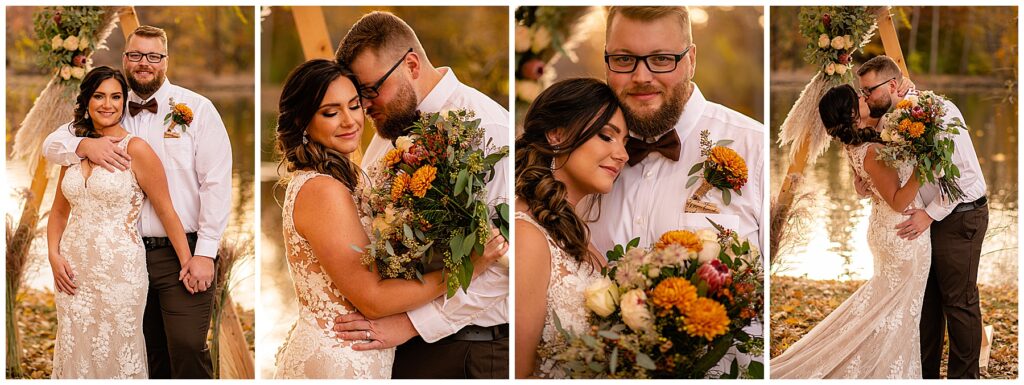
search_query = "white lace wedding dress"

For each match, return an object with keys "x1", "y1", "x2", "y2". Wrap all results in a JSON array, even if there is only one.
[
  {"x1": 772, "y1": 143, "x2": 931, "y2": 379},
  {"x1": 516, "y1": 212, "x2": 602, "y2": 378},
  {"x1": 52, "y1": 135, "x2": 148, "y2": 379},
  {"x1": 274, "y1": 170, "x2": 395, "y2": 379}
]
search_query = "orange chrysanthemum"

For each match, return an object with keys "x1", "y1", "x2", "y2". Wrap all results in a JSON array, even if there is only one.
[
  {"x1": 655, "y1": 230, "x2": 702, "y2": 252},
  {"x1": 898, "y1": 118, "x2": 912, "y2": 132},
  {"x1": 709, "y1": 146, "x2": 748, "y2": 189},
  {"x1": 173, "y1": 103, "x2": 193, "y2": 125},
  {"x1": 390, "y1": 172, "x2": 411, "y2": 201},
  {"x1": 895, "y1": 99, "x2": 912, "y2": 110},
  {"x1": 650, "y1": 277, "x2": 698, "y2": 314},
  {"x1": 382, "y1": 149, "x2": 403, "y2": 169},
  {"x1": 683, "y1": 297, "x2": 730, "y2": 341},
  {"x1": 908, "y1": 122, "x2": 925, "y2": 138},
  {"x1": 409, "y1": 165, "x2": 437, "y2": 198}
]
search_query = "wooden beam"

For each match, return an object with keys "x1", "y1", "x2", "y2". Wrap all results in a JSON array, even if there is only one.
[
  {"x1": 119, "y1": 6, "x2": 140, "y2": 38},
  {"x1": 875, "y1": 7, "x2": 910, "y2": 78},
  {"x1": 291, "y1": 7, "x2": 334, "y2": 60}
]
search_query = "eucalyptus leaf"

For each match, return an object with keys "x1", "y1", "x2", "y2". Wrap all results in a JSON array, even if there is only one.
[
  {"x1": 686, "y1": 175, "x2": 701, "y2": 188},
  {"x1": 688, "y1": 162, "x2": 703, "y2": 176},
  {"x1": 635, "y1": 352, "x2": 656, "y2": 370},
  {"x1": 715, "y1": 139, "x2": 735, "y2": 147},
  {"x1": 722, "y1": 188, "x2": 732, "y2": 205}
]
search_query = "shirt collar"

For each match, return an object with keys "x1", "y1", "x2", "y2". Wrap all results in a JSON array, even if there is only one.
[
  {"x1": 129, "y1": 78, "x2": 172, "y2": 104},
  {"x1": 416, "y1": 67, "x2": 457, "y2": 114}
]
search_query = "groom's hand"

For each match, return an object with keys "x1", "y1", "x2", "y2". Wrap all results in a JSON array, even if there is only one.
[
  {"x1": 179, "y1": 255, "x2": 216, "y2": 293},
  {"x1": 896, "y1": 209, "x2": 933, "y2": 240},
  {"x1": 77, "y1": 137, "x2": 131, "y2": 172},
  {"x1": 334, "y1": 312, "x2": 417, "y2": 351}
]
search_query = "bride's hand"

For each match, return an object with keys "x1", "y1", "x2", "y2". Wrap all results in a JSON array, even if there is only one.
[
  {"x1": 48, "y1": 254, "x2": 77, "y2": 295},
  {"x1": 470, "y1": 228, "x2": 508, "y2": 278}
]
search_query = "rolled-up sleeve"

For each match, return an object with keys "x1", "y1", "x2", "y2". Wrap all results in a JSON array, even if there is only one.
[{"x1": 42, "y1": 123, "x2": 84, "y2": 166}]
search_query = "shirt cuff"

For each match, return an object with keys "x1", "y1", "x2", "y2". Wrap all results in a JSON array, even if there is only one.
[
  {"x1": 194, "y1": 238, "x2": 220, "y2": 259},
  {"x1": 924, "y1": 200, "x2": 954, "y2": 222},
  {"x1": 407, "y1": 302, "x2": 456, "y2": 343}
]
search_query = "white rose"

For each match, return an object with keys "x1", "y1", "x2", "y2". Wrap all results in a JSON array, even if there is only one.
[
  {"x1": 695, "y1": 229, "x2": 721, "y2": 263},
  {"x1": 63, "y1": 35, "x2": 80, "y2": 51},
  {"x1": 830, "y1": 36, "x2": 845, "y2": 50},
  {"x1": 515, "y1": 25, "x2": 532, "y2": 53},
  {"x1": 647, "y1": 266, "x2": 661, "y2": 278},
  {"x1": 52, "y1": 35, "x2": 64, "y2": 50},
  {"x1": 620, "y1": 289, "x2": 654, "y2": 332},
  {"x1": 835, "y1": 63, "x2": 848, "y2": 75},
  {"x1": 70, "y1": 67, "x2": 85, "y2": 79},
  {"x1": 825, "y1": 62, "x2": 836, "y2": 76},
  {"x1": 843, "y1": 35, "x2": 854, "y2": 50},
  {"x1": 395, "y1": 136, "x2": 415, "y2": 152},
  {"x1": 78, "y1": 35, "x2": 90, "y2": 50},
  {"x1": 530, "y1": 26, "x2": 552, "y2": 53},
  {"x1": 881, "y1": 128, "x2": 892, "y2": 142},
  {"x1": 59, "y1": 66, "x2": 72, "y2": 80},
  {"x1": 516, "y1": 80, "x2": 542, "y2": 102},
  {"x1": 584, "y1": 276, "x2": 619, "y2": 317},
  {"x1": 817, "y1": 34, "x2": 830, "y2": 49}
]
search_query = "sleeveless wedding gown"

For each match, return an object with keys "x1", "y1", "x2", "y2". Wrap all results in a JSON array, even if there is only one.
[
  {"x1": 52, "y1": 135, "x2": 148, "y2": 379},
  {"x1": 516, "y1": 212, "x2": 602, "y2": 378},
  {"x1": 274, "y1": 170, "x2": 395, "y2": 379},
  {"x1": 772, "y1": 143, "x2": 931, "y2": 378}
]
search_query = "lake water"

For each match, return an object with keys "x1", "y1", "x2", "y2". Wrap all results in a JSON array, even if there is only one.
[{"x1": 770, "y1": 83, "x2": 1018, "y2": 286}]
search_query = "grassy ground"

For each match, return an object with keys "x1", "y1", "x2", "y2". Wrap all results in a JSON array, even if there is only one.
[
  {"x1": 8, "y1": 288, "x2": 255, "y2": 379},
  {"x1": 770, "y1": 276, "x2": 1018, "y2": 379}
]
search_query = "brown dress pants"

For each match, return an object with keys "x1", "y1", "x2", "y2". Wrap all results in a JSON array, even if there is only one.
[
  {"x1": 143, "y1": 236, "x2": 216, "y2": 379},
  {"x1": 391, "y1": 334, "x2": 509, "y2": 378},
  {"x1": 920, "y1": 205, "x2": 988, "y2": 379}
]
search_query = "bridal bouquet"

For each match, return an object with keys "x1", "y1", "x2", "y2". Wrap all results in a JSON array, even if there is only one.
[
  {"x1": 553, "y1": 221, "x2": 764, "y2": 379},
  {"x1": 797, "y1": 6, "x2": 878, "y2": 84},
  {"x1": 877, "y1": 91, "x2": 965, "y2": 201},
  {"x1": 33, "y1": 7, "x2": 108, "y2": 82},
  {"x1": 362, "y1": 109, "x2": 509, "y2": 298}
]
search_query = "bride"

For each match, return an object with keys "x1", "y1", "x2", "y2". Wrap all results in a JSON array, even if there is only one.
[
  {"x1": 272, "y1": 59, "x2": 507, "y2": 379},
  {"x1": 47, "y1": 66, "x2": 194, "y2": 378},
  {"x1": 514, "y1": 78, "x2": 628, "y2": 378},
  {"x1": 772, "y1": 84, "x2": 930, "y2": 379}
]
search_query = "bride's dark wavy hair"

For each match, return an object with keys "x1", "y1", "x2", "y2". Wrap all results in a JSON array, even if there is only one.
[
  {"x1": 276, "y1": 59, "x2": 362, "y2": 191},
  {"x1": 70, "y1": 66, "x2": 129, "y2": 138},
  {"x1": 515, "y1": 78, "x2": 620, "y2": 266},
  {"x1": 819, "y1": 84, "x2": 882, "y2": 146}
]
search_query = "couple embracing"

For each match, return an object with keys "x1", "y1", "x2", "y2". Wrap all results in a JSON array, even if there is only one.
[
  {"x1": 271, "y1": 11, "x2": 510, "y2": 379},
  {"x1": 514, "y1": 6, "x2": 764, "y2": 378}
]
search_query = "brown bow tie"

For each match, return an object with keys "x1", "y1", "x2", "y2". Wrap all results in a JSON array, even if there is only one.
[
  {"x1": 129, "y1": 98, "x2": 158, "y2": 117},
  {"x1": 625, "y1": 131, "x2": 681, "y2": 166}
]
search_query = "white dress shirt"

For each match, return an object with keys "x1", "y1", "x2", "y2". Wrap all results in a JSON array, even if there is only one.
[
  {"x1": 589, "y1": 85, "x2": 764, "y2": 253},
  {"x1": 360, "y1": 68, "x2": 510, "y2": 342},
  {"x1": 42, "y1": 79, "x2": 233, "y2": 258},
  {"x1": 917, "y1": 97, "x2": 987, "y2": 221}
]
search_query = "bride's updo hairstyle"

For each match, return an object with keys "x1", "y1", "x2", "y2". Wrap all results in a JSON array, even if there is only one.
[
  {"x1": 71, "y1": 66, "x2": 129, "y2": 138},
  {"x1": 516, "y1": 78, "x2": 620, "y2": 265},
  {"x1": 276, "y1": 59, "x2": 361, "y2": 190},
  {"x1": 818, "y1": 84, "x2": 882, "y2": 146}
]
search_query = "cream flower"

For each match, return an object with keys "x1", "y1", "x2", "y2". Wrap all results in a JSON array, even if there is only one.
[
  {"x1": 825, "y1": 62, "x2": 836, "y2": 76},
  {"x1": 881, "y1": 128, "x2": 893, "y2": 142},
  {"x1": 584, "y1": 276, "x2": 620, "y2": 317},
  {"x1": 70, "y1": 67, "x2": 86, "y2": 79},
  {"x1": 835, "y1": 63, "x2": 848, "y2": 75},
  {"x1": 515, "y1": 25, "x2": 532, "y2": 53},
  {"x1": 63, "y1": 35, "x2": 80, "y2": 51},
  {"x1": 59, "y1": 66, "x2": 72, "y2": 80},
  {"x1": 620, "y1": 289, "x2": 654, "y2": 332},
  {"x1": 52, "y1": 35, "x2": 64, "y2": 50},
  {"x1": 530, "y1": 26, "x2": 552, "y2": 53},
  {"x1": 395, "y1": 136, "x2": 415, "y2": 152},
  {"x1": 695, "y1": 229, "x2": 721, "y2": 263},
  {"x1": 817, "y1": 34, "x2": 830, "y2": 49},
  {"x1": 843, "y1": 34, "x2": 854, "y2": 50},
  {"x1": 830, "y1": 36, "x2": 845, "y2": 50},
  {"x1": 516, "y1": 80, "x2": 542, "y2": 102},
  {"x1": 78, "y1": 35, "x2": 90, "y2": 50}
]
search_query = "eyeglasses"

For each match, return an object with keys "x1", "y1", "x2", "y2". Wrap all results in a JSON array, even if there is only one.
[
  {"x1": 358, "y1": 48, "x2": 414, "y2": 99},
  {"x1": 860, "y1": 77, "x2": 895, "y2": 97},
  {"x1": 124, "y1": 51, "x2": 167, "y2": 63},
  {"x1": 604, "y1": 46, "x2": 693, "y2": 74}
]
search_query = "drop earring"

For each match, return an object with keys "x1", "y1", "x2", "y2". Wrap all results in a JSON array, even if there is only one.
[{"x1": 302, "y1": 131, "x2": 309, "y2": 144}]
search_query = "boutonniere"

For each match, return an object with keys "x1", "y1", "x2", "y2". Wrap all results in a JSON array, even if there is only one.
[
  {"x1": 685, "y1": 130, "x2": 748, "y2": 213},
  {"x1": 163, "y1": 97, "x2": 193, "y2": 138}
]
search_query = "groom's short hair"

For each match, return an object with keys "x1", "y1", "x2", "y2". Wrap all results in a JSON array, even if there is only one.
[
  {"x1": 857, "y1": 55, "x2": 902, "y2": 81},
  {"x1": 127, "y1": 25, "x2": 168, "y2": 51},
  {"x1": 606, "y1": 6, "x2": 693, "y2": 45},
  {"x1": 336, "y1": 11, "x2": 425, "y2": 67}
]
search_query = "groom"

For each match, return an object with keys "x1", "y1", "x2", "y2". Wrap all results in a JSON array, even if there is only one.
[
  {"x1": 589, "y1": 6, "x2": 764, "y2": 376},
  {"x1": 856, "y1": 55, "x2": 989, "y2": 379},
  {"x1": 330, "y1": 11, "x2": 510, "y2": 379},
  {"x1": 42, "y1": 25, "x2": 232, "y2": 379}
]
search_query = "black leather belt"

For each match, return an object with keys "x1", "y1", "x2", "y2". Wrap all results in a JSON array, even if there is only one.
[
  {"x1": 143, "y1": 232, "x2": 198, "y2": 251},
  {"x1": 952, "y1": 196, "x2": 987, "y2": 214},
  {"x1": 443, "y1": 324, "x2": 509, "y2": 342}
]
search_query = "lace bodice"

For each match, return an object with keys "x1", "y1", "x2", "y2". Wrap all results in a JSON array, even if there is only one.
[
  {"x1": 772, "y1": 143, "x2": 932, "y2": 378},
  {"x1": 53, "y1": 134, "x2": 148, "y2": 379},
  {"x1": 516, "y1": 212, "x2": 602, "y2": 378},
  {"x1": 275, "y1": 170, "x2": 394, "y2": 379}
]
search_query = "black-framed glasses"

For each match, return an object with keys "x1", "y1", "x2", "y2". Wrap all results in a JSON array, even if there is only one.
[
  {"x1": 604, "y1": 46, "x2": 693, "y2": 74},
  {"x1": 860, "y1": 77, "x2": 896, "y2": 97},
  {"x1": 358, "y1": 48, "x2": 414, "y2": 99},
  {"x1": 124, "y1": 51, "x2": 167, "y2": 63}
]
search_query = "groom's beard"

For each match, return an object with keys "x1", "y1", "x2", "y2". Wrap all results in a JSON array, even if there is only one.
[
  {"x1": 868, "y1": 94, "x2": 892, "y2": 119},
  {"x1": 619, "y1": 81, "x2": 688, "y2": 140},
  {"x1": 368, "y1": 80, "x2": 419, "y2": 140},
  {"x1": 125, "y1": 66, "x2": 166, "y2": 97}
]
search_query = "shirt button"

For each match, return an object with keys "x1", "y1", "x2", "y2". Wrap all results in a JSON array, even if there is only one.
[
  {"x1": 634, "y1": 216, "x2": 642, "y2": 224},
  {"x1": 645, "y1": 171, "x2": 653, "y2": 178}
]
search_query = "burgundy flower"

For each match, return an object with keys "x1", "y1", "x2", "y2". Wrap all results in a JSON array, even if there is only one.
[
  {"x1": 838, "y1": 52, "x2": 850, "y2": 65},
  {"x1": 519, "y1": 58, "x2": 545, "y2": 81},
  {"x1": 72, "y1": 54, "x2": 87, "y2": 67},
  {"x1": 822, "y1": 13, "x2": 831, "y2": 28},
  {"x1": 697, "y1": 259, "x2": 732, "y2": 294},
  {"x1": 53, "y1": 11, "x2": 62, "y2": 26},
  {"x1": 911, "y1": 106, "x2": 926, "y2": 120},
  {"x1": 402, "y1": 145, "x2": 428, "y2": 166}
]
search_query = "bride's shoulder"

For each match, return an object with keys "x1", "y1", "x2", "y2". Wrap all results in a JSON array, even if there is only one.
[{"x1": 293, "y1": 174, "x2": 352, "y2": 204}]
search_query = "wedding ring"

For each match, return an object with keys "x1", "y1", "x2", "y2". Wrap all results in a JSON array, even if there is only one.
[{"x1": 365, "y1": 331, "x2": 371, "y2": 340}]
